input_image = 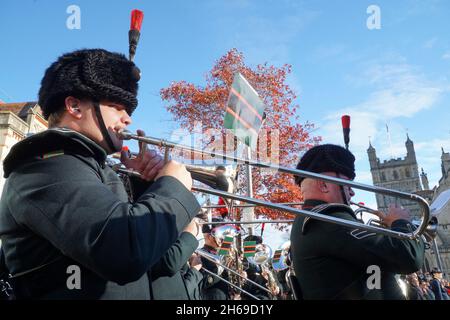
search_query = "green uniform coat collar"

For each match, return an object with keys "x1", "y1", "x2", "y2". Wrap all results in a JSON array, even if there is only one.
[{"x1": 3, "y1": 128, "x2": 107, "y2": 178}]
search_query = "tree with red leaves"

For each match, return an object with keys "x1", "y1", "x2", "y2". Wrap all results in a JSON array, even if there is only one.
[{"x1": 160, "y1": 48, "x2": 321, "y2": 220}]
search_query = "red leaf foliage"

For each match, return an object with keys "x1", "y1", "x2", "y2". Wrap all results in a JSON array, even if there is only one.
[{"x1": 160, "y1": 49, "x2": 321, "y2": 221}]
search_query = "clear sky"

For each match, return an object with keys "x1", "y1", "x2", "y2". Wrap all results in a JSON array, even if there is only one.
[{"x1": 1, "y1": 0, "x2": 449, "y2": 247}]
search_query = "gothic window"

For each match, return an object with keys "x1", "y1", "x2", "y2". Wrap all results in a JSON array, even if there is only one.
[
  {"x1": 393, "y1": 170, "x2": 399, "y2": 180},
  {"x1": 381, "y1": 172, "x2": 386, "y2": 182},
  {"x1": 405, "y1": 168, "x2": 410, "y2": 178}
]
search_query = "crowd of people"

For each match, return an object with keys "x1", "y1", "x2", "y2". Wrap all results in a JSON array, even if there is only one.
[
  {"x1": 0, "y1": 48, "x2": 447, "y2": 300},
  {"x1": 404, "y1": 269, "x2": 450, "y2": 300}
]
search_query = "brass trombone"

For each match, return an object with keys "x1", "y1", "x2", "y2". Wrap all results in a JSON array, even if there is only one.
[{"x1": 117, "y1": 130, "x2": 431, "y2": 240}]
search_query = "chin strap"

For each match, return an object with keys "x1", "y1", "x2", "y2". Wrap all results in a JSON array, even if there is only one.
[
  {"x1": 93, "y1": 101, "x2": 117, "y2": 153},
  {"x1": 340, "y1": 185, "x2": 349, "y2": 206},
  {"x1": 336, "y1": 173, "x2": 350, "y2": 206}
]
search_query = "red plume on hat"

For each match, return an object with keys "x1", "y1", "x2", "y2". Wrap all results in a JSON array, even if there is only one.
[
  {"x1": 341, "y1": 115, "x2": 350, "y2": 150},
  {"x1": 130, "y1": 9, "x2": 144, "y2": 31},
  {"x1": 129, "y1": 9, "x2": 144, "y2": 62},
  {"x1": 341, "y1": 115, "x2": 350, "y2": 129}
]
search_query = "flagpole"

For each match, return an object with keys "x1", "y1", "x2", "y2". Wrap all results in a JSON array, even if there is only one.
[
  {"x1": 386, "y1": 123, "x2": 394, "y2": 159},
  {"x1": 244, "y1": 112, "x2": 266, "y2": 237},
  {"x1": 223, "y1": 72, "x2": 266, "y2": 239},
  {"x1": 245, "y1": 144, "x2": 255, "y2": 236}
]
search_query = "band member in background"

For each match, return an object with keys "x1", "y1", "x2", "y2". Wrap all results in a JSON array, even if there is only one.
[
  {"x1": 241, "y1": 235, "x2": 270, "y2": 300},
  {"x1": 290, "y1": 144, "x2": 425, "y2": 299},
  {"x1": 0, "y1": 49, "x2": 200, "y2": 299},
  {"x1": 199, "y1": 219, "x2": 231, "y2": 300}
]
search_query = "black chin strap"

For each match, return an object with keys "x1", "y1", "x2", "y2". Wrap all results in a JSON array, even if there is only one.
[
  {"x1": 93, "y1": 102, "x2": 116, "y2": 153},
  {"x1": 336, "y1": 173, "x2": 350, "y2": 206},
  {"x1": 340, "y1": 185, "x2": 349, "y2": 206}
]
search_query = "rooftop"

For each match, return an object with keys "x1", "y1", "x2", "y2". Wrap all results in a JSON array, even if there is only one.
[{"x1": 0, "y1": 102, "x2": 42, "y2": 120}]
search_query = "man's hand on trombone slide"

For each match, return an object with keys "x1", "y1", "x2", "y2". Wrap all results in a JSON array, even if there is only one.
[{"x1": 120, "y1": 129, "x2": 192, "y2": 190}]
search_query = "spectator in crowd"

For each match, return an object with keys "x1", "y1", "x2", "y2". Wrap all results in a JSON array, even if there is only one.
[
  {"x1": 430, "y1": 268, "x2": 449, "y2": 300},
  {"x1": 406, "y1": 273, "x2": 424, "y2": 300},
  {"x1": 442, "y1": 279, "x2": 450, "y2": 296},
  {"x1": 419, "y1": 279, "x2": 435, "y2": 300}
]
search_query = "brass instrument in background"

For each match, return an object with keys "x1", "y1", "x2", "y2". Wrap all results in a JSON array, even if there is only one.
[
  {"x1": 263, "y1": 264, "x2": 280, "y2": 298},
  {"x1": 221, "y1": 248, "x2": 245, "y2": 296},
  {"x1": 210, "y1": 224, "x2": 245, "y2": 294},
  {"x1": 247, "y1": 244, "x2": 272, "y2": 266},
  {"x1": 272, "y1": 241, "x2": 291, "y2": 272},
  {"x1": 247, "y1": 243, "x2": 280, "y2": 298}
]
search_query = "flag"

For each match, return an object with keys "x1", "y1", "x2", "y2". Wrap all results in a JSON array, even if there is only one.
[
  {"x1": 272, "y1": 249, "x2": 282, "y2": 263},
  {"x1": 224, "y1": 73, "x2": 266, "y2": 150},
  {"x1": 218, "y1": 235, "x2": 234, "y2": 256},
  {"x1": 243, "y1": 241, "x2": 256, "y2": 258}
]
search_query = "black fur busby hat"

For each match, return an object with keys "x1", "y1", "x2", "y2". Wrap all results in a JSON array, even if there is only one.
[
  {"x1": 295, "y1": 144, "x2": 356, "y2": 186},
  {"x1": 430, "y1": 267, "x2": 443, "y2": 274},
  {"x1": 38, "y1": 49, "x2": 140, "y2": 119}
]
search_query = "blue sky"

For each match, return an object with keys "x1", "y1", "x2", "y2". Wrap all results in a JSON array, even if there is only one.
[{"x1": 1, "y1": 0, "x2": 450, "y2": 236}]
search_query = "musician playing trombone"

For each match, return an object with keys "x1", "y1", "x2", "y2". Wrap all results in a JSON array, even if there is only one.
[
  {"x1": 290, "y1": 144, "x2": 425, "y2": 300},
  {"x1": 0, "y1": 49, "x2": 200, "y2": 299}
]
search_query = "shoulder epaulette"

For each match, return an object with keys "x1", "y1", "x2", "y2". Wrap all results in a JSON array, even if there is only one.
[
  {"x1": 41, "y1": 150, "x2": 64, "y2": 159},
  {"x1": 302, "y1": 203, "x2": 355, "y2": 235}
]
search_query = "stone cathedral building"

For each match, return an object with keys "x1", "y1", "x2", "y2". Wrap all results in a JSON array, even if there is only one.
[
  {"x1": 367, "y1": 135, "x2": 425, "y2": 219},
  {"x1": 368, "y1": 136, "x2": 450, "y2": 275}
]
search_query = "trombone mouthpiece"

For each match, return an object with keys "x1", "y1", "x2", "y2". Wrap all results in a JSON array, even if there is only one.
[{"x1": 117, "y1": 129, "x2": 132, "y2": 140}]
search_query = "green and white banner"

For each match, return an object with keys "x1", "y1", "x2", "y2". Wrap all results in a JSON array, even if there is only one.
[{"x1": 224, "y1": 73, "x2": 266, "y2": 150}]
